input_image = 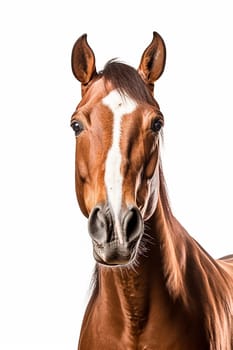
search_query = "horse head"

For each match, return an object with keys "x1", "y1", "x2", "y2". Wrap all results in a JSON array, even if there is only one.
[{"x1": 71, "y1": 33, "x2": 166, "y2": 266}]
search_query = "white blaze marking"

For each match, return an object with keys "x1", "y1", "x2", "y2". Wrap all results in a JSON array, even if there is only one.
[{"x1": 102, "y1": 90, "x2": 137, "y2": 244}]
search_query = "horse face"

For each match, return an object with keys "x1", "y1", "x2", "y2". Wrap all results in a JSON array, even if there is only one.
[{"x1": 71, "y1": 33, "x2": 166, "y2": 266}]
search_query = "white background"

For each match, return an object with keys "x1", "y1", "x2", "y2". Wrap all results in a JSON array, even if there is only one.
[{"x1": 0, "y1": 0, "x2": 232, "y2": 349}]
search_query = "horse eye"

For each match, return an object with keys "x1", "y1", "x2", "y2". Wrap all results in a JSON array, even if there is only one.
[
  {"x1": 71, "y1": 121, "x2": 83, "y2": 136},
  {"x1": 151, "y1": 118, "x2": 163, "y2": 133}
]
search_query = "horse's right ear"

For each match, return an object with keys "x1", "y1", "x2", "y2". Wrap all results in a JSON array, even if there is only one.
[{"x1": 71, "y1": 34, "x2": 96, "y2": 85}]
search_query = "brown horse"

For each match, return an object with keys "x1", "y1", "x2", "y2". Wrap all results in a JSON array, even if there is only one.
[{"x1": 70, "y1": 32, "x2": 233, "y2": 350}]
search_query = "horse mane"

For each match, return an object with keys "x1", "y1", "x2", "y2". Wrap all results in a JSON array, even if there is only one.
[
  {"x1": 158, "y1": 163, "x2": 233, "y2": 350},
  {"x1": 99, "y1": 60, "x2": 157, "y2": 106}
]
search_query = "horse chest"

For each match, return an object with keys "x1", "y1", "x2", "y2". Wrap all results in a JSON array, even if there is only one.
[
  {"x1": 79, "y1": 324, "x2": 207, "y2": 350},
  {"x1": 79, "y1": 287, "x2": 207, "y2": 350}
]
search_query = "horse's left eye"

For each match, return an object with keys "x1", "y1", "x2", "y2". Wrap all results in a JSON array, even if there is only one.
[
  {"x1": 151, "y1": 118, "x2": 163, "y2": 133},
  {"x1": 71, "y1": 121, "x2": 83, "y2": 136}
]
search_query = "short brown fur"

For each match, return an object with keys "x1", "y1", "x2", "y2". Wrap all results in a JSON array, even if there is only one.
[{"x1": 71, "y1": 33, "x2": 233, "y2": 349}]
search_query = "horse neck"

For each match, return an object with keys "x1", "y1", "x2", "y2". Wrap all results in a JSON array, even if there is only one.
[{"x1": 96, "y1": 194, "x2": 183, "y2": 332}]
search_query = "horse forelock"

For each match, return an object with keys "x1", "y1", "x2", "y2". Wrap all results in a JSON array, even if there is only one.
[{"x1": 99, "y1": 60, "x2": 158, "y2": 106}]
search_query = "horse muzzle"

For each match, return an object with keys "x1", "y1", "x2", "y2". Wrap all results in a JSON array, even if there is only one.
[{"x1": 88, "y1": 204, "x2": 143, "y2": 266}]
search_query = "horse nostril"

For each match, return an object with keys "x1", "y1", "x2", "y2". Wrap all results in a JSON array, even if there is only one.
[
  {"x1": 88, "y1": 205, "x2": 113, "y2": 244},
  {"x1": 123, "y1": 207, "x2": 143, "y2": 243},
  {"x1": 88, "y1": 206, "x2": 105, "y2": 243}
]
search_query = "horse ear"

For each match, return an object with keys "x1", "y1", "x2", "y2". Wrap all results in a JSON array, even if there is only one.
[
  {"x1": 138, "y1": 32, "x2": 166, "y2": 89},
  {"x1": 71, "y1": 34, "x2": 97, "y2": 85}
]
